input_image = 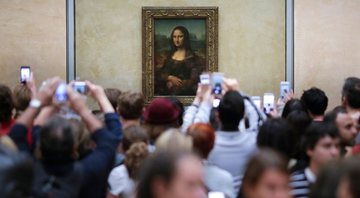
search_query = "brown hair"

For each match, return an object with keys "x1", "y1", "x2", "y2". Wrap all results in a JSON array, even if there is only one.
[
  {"x1": 142, "y1": 123, "x2": 178, "y2": 143},
  {"x1": 240, "y1": 149, "x2": 289, "y2": 198},
  {"x1": 117, "y1": 91, "x2": 144, "y2": 120},
  {"x1": 125, "y1": 142, "x2": 149, "y2": 180},
  {"x1": 13, "y1": 85, "x2": 32, "y2": 117},
  {"x1": 104, "y1": 88, "x2": 122, "y2": 110},
  {"x1": 122, "y1": 125, "x2": 149, "y2": 152},
  {"x1": 187, "y1": 123, "x2": 215, "y2": 159},
  {"x1": 0, "y1": 84, "x2": 14, "y2": 122}
]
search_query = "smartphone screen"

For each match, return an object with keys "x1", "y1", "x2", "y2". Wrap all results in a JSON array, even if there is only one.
[
  {"x1": 200, "y1": 73, "x2": 210, "y2": 85},
  {"x1": 280, "y1": 81, "x2": 291, "y2": 101},
  {"x1": 55, "y1": 83, "x2": 68, "y2": 103},
  {"x1": 208, "y1": 192, "x2": 225, "y2": 198},
  {"x1": 212, "y1": 73, "x2": 224, "y2": 95},
  {"x1": 213, "y1": 98, "x2": 221, "y2": 108},
  {"x1": 251, "y1": 96, "x2": 261, "y2": 109},
  {"x1": 73, "y1": 81, "x2": 87, "y2": 94},
  {"x1": 263, "y1": 93, "x2": 275, "y2": 114},
  {"x1": 20, "y1": 66, "x2": 31, "y2": 83}
]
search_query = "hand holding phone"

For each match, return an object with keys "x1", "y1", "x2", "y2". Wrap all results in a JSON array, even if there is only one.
[
  {"x1": 280, "y1": 81, "x2": 291, "y2": 101},
  {"x1": 20, "y1": 66, "x2": 31, "y2": 83}
]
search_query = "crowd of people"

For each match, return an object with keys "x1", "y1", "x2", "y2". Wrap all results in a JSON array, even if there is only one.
[{"x1": 1, "y1": 73, "x2": 360, "y2": 198}]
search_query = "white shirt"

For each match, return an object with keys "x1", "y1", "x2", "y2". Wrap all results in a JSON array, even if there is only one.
[
  {"x1": 108, "y1": 165, "x2": 135, "y2": 198},
  {"x1": 207, "y1": 130, "x2": 258, "y2": 195}
]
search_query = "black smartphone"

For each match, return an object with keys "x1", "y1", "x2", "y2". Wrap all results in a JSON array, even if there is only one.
[{"x1": 20, "y1": 66, "x2": 31, "y2": 83}]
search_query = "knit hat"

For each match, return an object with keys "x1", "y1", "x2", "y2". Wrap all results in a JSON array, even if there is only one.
[{"x1": 143, "y1": 98, "x2": 180, "y2": 124}]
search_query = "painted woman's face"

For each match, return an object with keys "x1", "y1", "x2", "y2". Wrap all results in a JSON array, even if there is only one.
[{"x1": 173, "y1": 29, "x2": 184, "y2": 48}]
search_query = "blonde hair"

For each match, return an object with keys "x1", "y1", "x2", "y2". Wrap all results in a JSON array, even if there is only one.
[
  {"x1": 125, "y1": 142, "x2": 149, "y2": 180},
  {"x1": 155, "y1": 128, "x2": 193, "y2": 152}
]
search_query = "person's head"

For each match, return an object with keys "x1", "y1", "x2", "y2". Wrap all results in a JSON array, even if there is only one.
[
  {"x1": 0, "y1": 84, "x2": 14, "y2": 123},
  {"x1": 167, "y1": 97, "x2": 185, "y2": 126},
  {"x1": 12, "y1": 84, "x2": 32, "y2": 117},
  {"x1": 342, "y1": 77, "x2": 360, "y2": 109},
  {"x1": 218, "y1": 91, "x2": 245, "y2": 131},
  {"x1": 303, "y1": 122, "x2": 340, "y2": 168},
  {"x1": 39, "y1": 116, "x2": 76, "y2": 164},
  {"x1": 257, "y1": 118, "x2": 293, "y2": 160},
  {"x1": 125, "y1": 142, "x2": 149, "y2": 180},
  {"x1": 104, "y1": 88, "x2": 122, "y2": 110},
  {"x1": 117, "y1": 91, "x2": 144, "y2": 120},
  {"x1": 170, "y1": 26, "x2": 191, "y2": 51},
  {"x1": 311, "y1": 157, "x2": 360, "y2": 198},
  {"x1": 155, "y1": 129, "x2": 193, "y2": 152},
  {"x1": 68, "y1": 118, "x2": 91, "y2": 158},
  {"x1": 122, "y1": 125, "x2": 149, "y2": 152},
  {"x1": 301, "y1": 87, "x2": 328, "y2": 117},
  {"x1": 281, "y1": 99, "x2": 307, "y2": 118},
  {"x1": 240, "y1": 149, "x2": 290, "y2": 198},
  {"x1": 143, "y1": 98, "x2": 180, "y2": 142},
  {"x1": 186, "y1": 123, "x2": 215, "y2": 159},
  {"x1": 0, "y1": 146, "x2": 33, "y2": 198},
  {"x1": 137, "y1": 151, "x2": 205, "y2": 198},
  {"x1": 325, "y1": 106, "x2": 358, "y2": 147}
]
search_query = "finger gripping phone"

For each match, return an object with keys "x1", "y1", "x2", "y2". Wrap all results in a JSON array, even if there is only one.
[
  {"x1": 20, "y1": 66, "x2": 31, "y2": 83},
  {"x1": 280, "y1": 81, "x2": 291, "y2": 101}
]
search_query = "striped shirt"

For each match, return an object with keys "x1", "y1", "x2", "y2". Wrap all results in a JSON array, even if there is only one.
[{"x1": 290, "y1": 168, "x2": 316, "y2": 198}]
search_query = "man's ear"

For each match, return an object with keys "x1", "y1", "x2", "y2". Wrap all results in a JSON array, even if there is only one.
[{"x1": 306, "y1": 148, "x2": 314, "y2": 158}]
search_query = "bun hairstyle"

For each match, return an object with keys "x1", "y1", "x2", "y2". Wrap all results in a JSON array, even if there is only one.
[{"x1": 125, "y1": 142, "x2": 149, "y2": 180}]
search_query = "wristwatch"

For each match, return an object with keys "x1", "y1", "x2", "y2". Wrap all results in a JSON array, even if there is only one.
[{"x1": 29, "y1": 99, "x2": 42, "y2": 109}]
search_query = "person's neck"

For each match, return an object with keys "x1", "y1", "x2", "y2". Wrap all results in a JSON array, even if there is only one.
[
  {"x1": 312, "y1": 114, "x2": 324, "y2": 121},
  {"x1": 120, "y1": 118, "x2": 140, "y2": 129},
  {"x1": 309, "y1": 160, "x2": 319, "y2": 176}
]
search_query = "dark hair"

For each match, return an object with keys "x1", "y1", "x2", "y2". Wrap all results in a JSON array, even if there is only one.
[
  {"x1": 303, "y1": 122, "x2": 339, "y2": 151},
  {"x1": 39, "y1": 116, "x2": 75, "y2": 164},
  {"x1": 301, "y1": 87, "x2": 328, "y2": 116},
  {"x1": 122, "y1": 125, "x2": 149, "y2": 152},
  {"x1": 324, "y1": 106, "x2": 347, "y2": 123},
  {"x1": 187, "y1": 123, "x2": 215, "y2": 159},
  {"x1": 311, "y1": 157, "x2": 360, "y2": 198},
  {"x1": 281, "y1": 99, "x2": 307, "y2": 118},
  {"x1": 257, "y1": 118, "x2": 293, "y2": 159},
  {"x1": 170, "y1": 26, "x2": 192, "y2": 53},
  {"x1": 286, "y1": 110, "x2": 312, "y2": 158},
  {"x1": 342, "y1": 77, "x2": 360, "y2": 109},
  {"x1": 137, "y1": 151, "x2": 195, "y2": 198},
  {"x1": 239, "y1": 149, "x2": 288, "y2": 198},
  {"x1": 117, "y1": 91, "x2": 144, "y2": 120},
  {"x1": 167, "y1": 97, "x2": 185, "y2": 126},
  {"x1": 0, "y1": 145, "x2": 33, "y2": 198},
  {"x1": 0, "y1": 84, "x2": 14, "y2": 123},
  {"x1": 218, "y1": 91, "x2": 245, "y2": 131},
  {"x1": 104, "y1": 88, "x2": 122, "y2": 111}
]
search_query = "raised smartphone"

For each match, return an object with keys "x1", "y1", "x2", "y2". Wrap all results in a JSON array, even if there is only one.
[
  {"x1": 55, "y1": 83, "x2": 68, "y2": 103},
  {"x1": 263, "y1": 93, "x2": 275, "y2": 114},
  {"x1": 211, "y1": 72, "x2": 224, "y2": 95},
  {"x1": 73, "y1": 81, "x2": 87, "y2": 94},
  {"x1": 280, "y1": 81, "x2": 291, "y2": 101},
  {"x1": 20, "y1": 66, "x2": 31, "y2": 83},
  {"x1": 200, "y1": 73, "x2": 210, "y2": 85}
]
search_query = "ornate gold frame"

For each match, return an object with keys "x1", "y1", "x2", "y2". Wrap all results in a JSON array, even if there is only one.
[{"x1": 142, "y1": 7, "x2": 219, "y2": 105}]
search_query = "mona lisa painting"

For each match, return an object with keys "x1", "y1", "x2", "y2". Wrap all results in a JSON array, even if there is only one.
[{"x1": 142, "y1": 7, "x2": 218, "y2": 105}]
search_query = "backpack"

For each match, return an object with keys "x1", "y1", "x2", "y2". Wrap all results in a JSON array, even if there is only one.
[{"x1": 32, "y1": 162, "x2": 83, "y2": 198}]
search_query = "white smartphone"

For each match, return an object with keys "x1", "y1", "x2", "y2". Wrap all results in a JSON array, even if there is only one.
[
  {"x1": 251, "y1": 96, "x2": 261, "y2": 110},
  {"x1": 55, "y1": 83, "x2": 68, "y2": 103},
  {"x1": 263, "y1": 93, "x2": 275, "y2": 114},
  {"x1": 208, "y1": 192, "x2": 225, "y2": 198},
  {"x1": 200, "y1": 73, "x2": 210, "y2": 85},
  {"x1": 211, "y1": 72, "x2": 224, "y2": 95},
  {"x1": 280, "y1": 81, "x2": 291, "y2": 101},
  {"x1": 20, "y1": 66, "x2": 31, "y2": 83},
  {"x1": 73, "y1": 81, "x2": 87, "y2": 94}
]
